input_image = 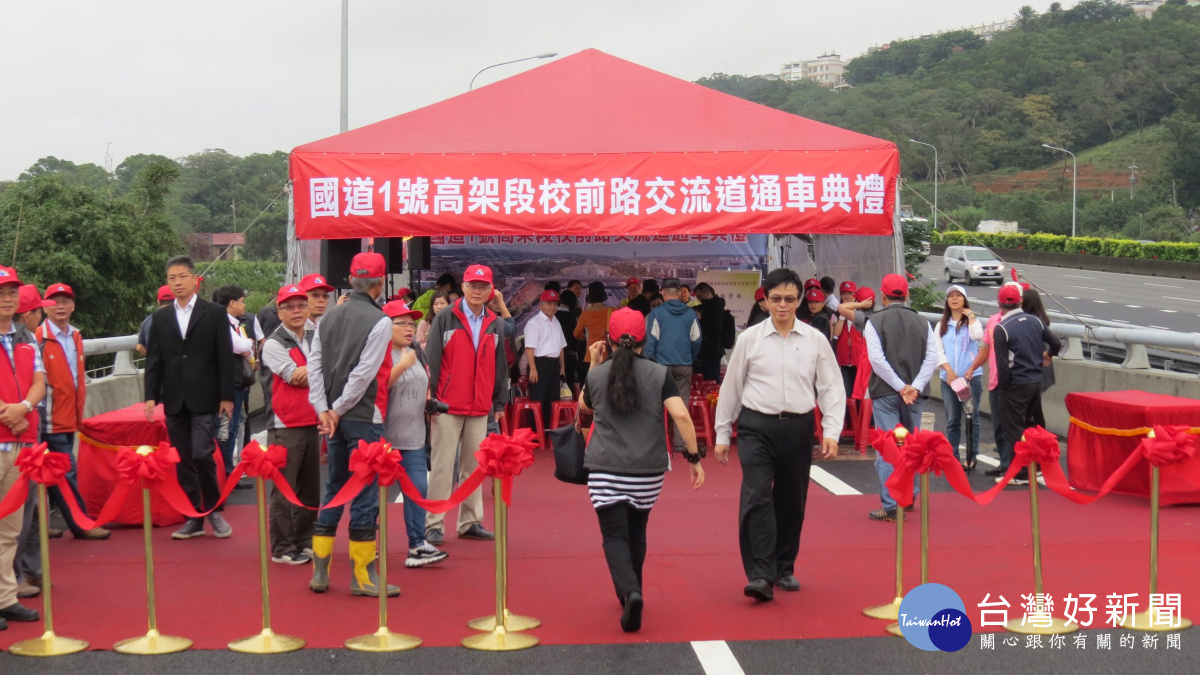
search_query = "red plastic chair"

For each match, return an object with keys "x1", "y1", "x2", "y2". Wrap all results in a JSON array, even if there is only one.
[
  {"x1": 842, "y1": 401, "x2": 859, "y2": 441},
  {"x1": 511, "y1": 399, "x2": 545, "y2": 448},
  {"x1": 688, "y1": 398, "x2": 714, "y2": 453},
  {"x1": 550, "y1": 400, "x2": 578, "y2": 430},
  {"x1": 499, "y1": 409, "x2": 511, "y2": 436},
  {"x1": 856, "y1": 399, "x2": 873, "y2": 454}
]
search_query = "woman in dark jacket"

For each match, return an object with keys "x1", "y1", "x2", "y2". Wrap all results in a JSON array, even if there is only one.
[{"x1": 578, "y1": 308, "x2": 704, "y2": 632}]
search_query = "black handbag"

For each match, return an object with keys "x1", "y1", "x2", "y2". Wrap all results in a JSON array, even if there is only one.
[
  {"x1": 548, "y1": 424, "x2": 589, "y2": 485},
  {"x1": 238, "y1": 357, "x2": 256, "y2": 389}
]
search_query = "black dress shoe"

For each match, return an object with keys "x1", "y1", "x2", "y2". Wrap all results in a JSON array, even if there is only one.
[
  {"x1": 984, "y1": 468, "x2": 1003, "y2": 477},
  {"x1": 459, "y1": 523, "x2": 495, "y2": 540},
  {"x1": 744, "y1": 579, "x2": 774, "y2": 601},
  {"x1": 776, "y1": 574, "x2": 801, "y2": 592},
  {"x1": 621, "y1": 591, "x2": 643, "y2": 632},
  {"x1": 0, "y1": 603, "x2": 40, "y2": 622}
]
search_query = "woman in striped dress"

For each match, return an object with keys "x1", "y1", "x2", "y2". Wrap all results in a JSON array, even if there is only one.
[{"x1": 578, "y1": 307, "x2": 704, "y2": 632}]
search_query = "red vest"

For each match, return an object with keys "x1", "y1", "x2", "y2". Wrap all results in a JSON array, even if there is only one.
[
  {"x1": 0, "y1": 340, "x2": 40, "y2": 443},
  {"x1": 36, "y1": 324, "x2": 86, "y2": 433},
  {"x1": 270, "y1": 346, "x2": 319, "y2": 429}
]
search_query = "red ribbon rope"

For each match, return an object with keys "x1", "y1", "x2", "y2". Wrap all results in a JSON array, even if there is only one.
[
  {"x1": 0, "y1": 443, "x2": 98, "y2": 530},
  {"x1": 218, "y1": 440, "x2": 317, "y2": 511}
]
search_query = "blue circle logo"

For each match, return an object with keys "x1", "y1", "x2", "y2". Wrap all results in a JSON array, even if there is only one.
[{"x1": 897, "y1": 583, "x2": 972, "y2": 652}]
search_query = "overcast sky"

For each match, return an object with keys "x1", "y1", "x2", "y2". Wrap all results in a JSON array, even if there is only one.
[{"x1": 1, "y1": 1, "x2": 1054, "y2": 180}]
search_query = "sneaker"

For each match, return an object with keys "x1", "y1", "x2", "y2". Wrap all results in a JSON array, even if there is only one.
[
  {"x1": 172, "y1": 518, "x2": 205, "y2": 539},
  {"x1": 406, "y1": 542, "x2": 449, "y2": 568},
  {"x1": 272, "y1": 550, "x2": 312, "y2": 565},
  {"x1": 868, "y1": 508, "x2": 897, "y2": 522},
  {"x1": 207, "y1": 512, "x2": 233, "y2": 538},
  {"x1": 425, "y1": 529, "x2": 444, "y2": 546}
]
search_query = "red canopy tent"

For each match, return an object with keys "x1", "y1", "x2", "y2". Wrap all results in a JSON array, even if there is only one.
[{"x1": 289, "y1": 49, "x2": 900, "y2": 244}]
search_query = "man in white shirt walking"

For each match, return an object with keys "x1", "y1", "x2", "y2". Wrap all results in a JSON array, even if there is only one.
[
  {"x1": 523, "y1": 290, "x2": 567, "y2": 430},
  {"x1": 713, "y1": 268, "x2": 844, "y2": 602}
]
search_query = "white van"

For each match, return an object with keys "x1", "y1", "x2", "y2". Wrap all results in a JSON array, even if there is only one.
[{"x1": 942, "y1": 246, "x2": 1005, "y2": 285}]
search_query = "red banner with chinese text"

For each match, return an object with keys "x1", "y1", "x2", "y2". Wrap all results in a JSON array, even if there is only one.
[{"x1": 290, "y1": 150, "x2": 898, "y2": 239}]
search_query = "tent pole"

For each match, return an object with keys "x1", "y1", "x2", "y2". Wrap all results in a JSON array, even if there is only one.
[
  {"x1": 285, "y1": 181, "x2": 299, "y2": 284},
  {"x1": 892, "y1": 177, "x2": 905, "y2": 274}
]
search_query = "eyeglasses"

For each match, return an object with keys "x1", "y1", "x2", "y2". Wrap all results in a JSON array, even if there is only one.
[
  {"x1": 392, "y1": 320, "x2": 417, "y2": 328},
  {"x1": 279, "y1": 303, "x2": 308, "y2": 312},
  {"x1": 464, "y1": 282, "x2": 491, "y2": 293},
  {"x1": 767, "y1": 295, "x2": 799, "y2": 305}
]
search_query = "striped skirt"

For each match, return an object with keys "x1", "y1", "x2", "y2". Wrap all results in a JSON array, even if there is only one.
[{"x1": 588, "y1": 471, "x2": 665, "y2": 511}]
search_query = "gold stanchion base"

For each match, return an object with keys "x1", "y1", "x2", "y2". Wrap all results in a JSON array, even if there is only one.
[
  {"x1": 10, "y1": 631, "x2": 89, "y2": 657},
  {"x1": 863, "y1": 598, "x2": 902, "y2": 621},
  {"x1": 462, "y1": 627, "x2": 539, "y2": 651},
  {"x1": 885, "y1": 622, "x2": 904, "y2": 637},
  {"x1": 1005, "y1": 616, "x2": 1078, "y2": 635},
  {"x1": 1119, "y1": 611, "x2": 1192, "y2": 632},
  {"x1": 467, "y1": 609, "x2": 542, "y2": 632},
  {"x1": 114, "y1": 630, "x2": 193, "y2": 655},
  {"x1": 229, "y1": 629, "x2": 306, "y2": 654},
  {"x1": 344, "y1": 627, "x2": 422, "y2": 652}
]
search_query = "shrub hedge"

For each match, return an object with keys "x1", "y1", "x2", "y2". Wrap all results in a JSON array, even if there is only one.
[{"x1": 932, "y1": 232, "x2": 1200, "y2": 263}]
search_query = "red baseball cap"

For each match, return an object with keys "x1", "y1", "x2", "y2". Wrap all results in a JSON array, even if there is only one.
[
  {"x1": 394, "y1": 287, "x2": 412, "y2": 298},
  {"x1": 464, "y1": 264, "x2": 494, "y2": 285},
  {"x1": 44, "y1": 283, "x2": 74, "y2": 300},
  {"x1": 854, "y1": 286, "x2": 876, "y2": 303},
  {"x1": 998, "y1": 284, "x2": 1023, "y2": 306},
  {"x1": 350, "y1": 252, "x2": 386, "y2": 279},
  {"x1": 839, "y1": 281, "x2": 857, "y2": 294},
  {"x1": 301, "y1": 273, "x2": 335, "y2": 293},
  {"x1": 880, "y1": 273, "x2": 908, "y2": 299},
  {"x1": 382, "y1": 300, "x2": 423, "y2": 321},
  {"x1": 157, "y1": 285, "x2": 174, "y2": 301},
  {"x1": 625, "y1": 277, "x2": 639, "y2": 286},
  {"x1": 805, "y1": 288, "x2": 826, "y2": 303},
  {"x1": 540, "y1": 290, "x2": 560, "y2": 303},
  {"x1": 803, "y1": 278, "x2": 820, "y2": 291},
  {"x1": 17, "y1": 285, "x2": 48, "y2": 313},
  {"x1": 277, "y1": 284, "x2": 308, "y2": 306},
  {"x1": 609, "y1": 307, "x2": 647, "y2": 342},
  {"x1": 754, "y1": 287, "x2": 766, "y2": 302},
  {"x1": 0, "y1": 267, "x2": 21, "y2": 287}
]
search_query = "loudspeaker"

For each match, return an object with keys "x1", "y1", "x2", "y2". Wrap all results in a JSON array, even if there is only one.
[
  {"x1": 408, "y1": 236, "x2": 432, "y2": 271},
  {"x1": 374, "y1": 237, "x2": 407, "y2": 274},
  {"x1": 320, "y1": 238, "x2": 361, "y2": 289}
]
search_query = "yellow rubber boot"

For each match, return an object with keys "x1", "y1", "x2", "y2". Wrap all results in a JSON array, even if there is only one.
[
  {"x1": 309, "y1": 535, "x2": 335, "y2": 593},
  {"x1": 349, "y1": 540, "x2": 400, "y2": 597}
]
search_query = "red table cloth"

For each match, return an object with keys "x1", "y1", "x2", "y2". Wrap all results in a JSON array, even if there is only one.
[
  {"x1": 1065, "y1": 390, "x2": 1200, "y2": 506},
  {"x1": 77, "y1": 403, "x2": 184, "y2": 526}
]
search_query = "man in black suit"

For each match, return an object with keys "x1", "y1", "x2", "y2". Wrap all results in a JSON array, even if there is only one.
[{"x1": 144, "y1": 255, "x2": 238, "y2": 540}]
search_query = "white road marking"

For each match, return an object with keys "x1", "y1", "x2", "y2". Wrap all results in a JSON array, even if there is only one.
[
  {"x1": 1064, "y1": 296, "x2": 1078, "y2": 300},
  {"x1": 1164, "y1": 296, "x2": 1200, "y2": 304},
  {"x1": 1070, "y1": 285, "x2": 1106, "y2": 291},
  {"x1": 1160, "y1": 310, "x2": 1178, "y2": 314},
  {"x1": 810, "y1": 465, "x2": 861, "y2": 496},
  {"x1": 1093, "y1": 300, "x2": 1109, "y2": 304},
  {"x1": 1144, "y1": 283, "x2": 1182, "y2": 289},
  {"x1": 1151, "y1": 325, "x2": 1172, "y2": 330},
  {"x1": 692, "y1": 641, "x2": 746, "y2": 675},
  {"x1": 1125, "y1": 305, "x2": 1142, "y2": 309},
  {"x1": 1077, "y1": 314, "x2": 1093, "y2": 318},
  {"x1": 1110, "y1": 319, "x2": 1129, "y2": 324},
  {"x1": 1063, "y1": 274, "x2": 1093, "y2": 279}
]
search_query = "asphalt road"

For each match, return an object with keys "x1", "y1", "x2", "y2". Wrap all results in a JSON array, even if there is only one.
[{"x1": 918, "y1": 258, "x2": 1200, "y2": 334}]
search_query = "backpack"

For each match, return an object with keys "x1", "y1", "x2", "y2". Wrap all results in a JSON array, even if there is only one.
[{"x1": 721, "y1": 310, "x2": 736, "y2": 350}]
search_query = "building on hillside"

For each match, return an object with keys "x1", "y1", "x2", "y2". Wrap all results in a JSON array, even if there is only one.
[
  {"x1": 863, "y1": 16, "x2": 1017, "y2": 54},
  {"x1": 780, "y1": 53, "x2": 846, "y2": 87},
  {"x1": 187, "y1": 232, "x2": 245, "y2": 261},
  {"x1": 1119, "y1": 0, "x2": 1166, "y2": 19}
]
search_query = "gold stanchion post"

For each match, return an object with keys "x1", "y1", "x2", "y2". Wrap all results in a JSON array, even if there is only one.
[
  {"x1": 345, "y1": 484, "x2": 422, "y2": 651},
  {"x1": 463, "y1": 480, "x2": 538, "y2": 651},
  {"x1": 1005, "y1": 455, "x2": 1077, "y2": 635},
  {"x1": 884, "y1": 471, "x2": 931, "y2": 637},
  {"x1": 229, "y1": 477, "x2": 306, "y2": 653},
  {"x1": 1122, "y1": 431, "x2": 1192, "y2": 631},
  {"x1": 9, "y1": 482, "x2": 89, "y2": 656},
  {"x1": 865, "y1": 427, "x2": 907, "y2": 635},
  {"x1": 114, "y1": 463, "x2": 192, "y2": 654},
  {"x1": 467, "y1": 486, "x2": 541, "y2": 633}
]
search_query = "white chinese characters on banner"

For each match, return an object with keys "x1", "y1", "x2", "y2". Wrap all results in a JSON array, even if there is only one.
[{"x1": 307, "y1": 172, "x2": 889, "y2": 220}]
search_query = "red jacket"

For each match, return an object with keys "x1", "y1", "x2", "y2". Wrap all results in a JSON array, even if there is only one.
[
  {"x1": 36, "y1": 323, "x2": 86, "y2": 434},
  {"x1": 425, "y1": 301, "x2": 509, "y2": 417},
  {"x1": 0, "y1": 339, "x2": 40, "y2": 443},
  {"x1": 270, "y1": 346, "x2": 319, "y2": 429}
]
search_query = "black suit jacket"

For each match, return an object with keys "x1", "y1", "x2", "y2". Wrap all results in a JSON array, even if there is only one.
[{"x1": 144, "y1": 296, "x2": 238, "y2": 415}]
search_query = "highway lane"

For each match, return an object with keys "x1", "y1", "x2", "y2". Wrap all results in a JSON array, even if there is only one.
[{"x1": 917, "y1": 258, "x2": 1200, "y2": 333}]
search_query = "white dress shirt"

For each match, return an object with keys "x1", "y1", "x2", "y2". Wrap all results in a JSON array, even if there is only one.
[
  {"x1": 228, "y1": 313, "x2": 255, "y2": 357},
  {"x1": 714, "y1": 317, "x2": 846, "y2": 443},
  {"x1": 522, "y1": 311, "x2": 567, "y2": 358},
  {"x1": 863, "y1": 320, "x2": 940, "y2": 394},
  {"x1": 174, "y1": 293, "x2": 197, "y2": 336}
]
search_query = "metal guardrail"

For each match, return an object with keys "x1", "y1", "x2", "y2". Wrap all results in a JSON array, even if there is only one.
[{"x1": 83, "y1": 335, "x2": 140, "y2": 379}]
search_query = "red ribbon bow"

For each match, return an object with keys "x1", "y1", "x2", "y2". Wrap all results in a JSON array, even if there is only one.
[
  {"x1": 873, "y1": 428, "x2": 962, "y2": 507},
  {"x1": 0, "y1": 443, "x2": 98, "y2": 530},
  {"x1": 475, "y1": 429, "x2": 537, "y2": 505},
  {"x1": 93, "y1": 442, "x2": 212, "y2": 524},
  {"x1": 116, "y1": 442, "x2": 179, "y2": 484},
  {"x1": 1136, "y1": 425, "x2": 1200, "y2": 487},
  {"x1": 1014, "y1": 426, "x2": 1061, "y2": 467},
  {"x1": 217, "y1": 440, "x2": 316, "y2": 511}
]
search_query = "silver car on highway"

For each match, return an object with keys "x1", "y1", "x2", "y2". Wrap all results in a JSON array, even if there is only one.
[{"x1": 943, "y1": 246, "x2": 1006, "y2": 285}]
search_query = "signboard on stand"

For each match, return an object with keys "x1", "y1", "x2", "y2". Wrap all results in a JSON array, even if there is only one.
[{"x1": 696, "y1": 269, "x2": 762, "y2": 328}]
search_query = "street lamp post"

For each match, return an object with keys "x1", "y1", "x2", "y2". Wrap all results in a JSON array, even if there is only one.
[
  {"x1": 1043, "y1": 143, "x2": 1077, "y2": 238},
  {"x1": 470, "y1": 52, "x2": 558, "y2": 91},
  {"x1": 908, "y1": 139, "x2": 938, "y2": 230}
]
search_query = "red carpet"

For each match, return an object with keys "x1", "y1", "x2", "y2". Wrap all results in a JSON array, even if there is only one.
[{"x1": 3, "y1": 449, "x2": 1198, "y2": 650}]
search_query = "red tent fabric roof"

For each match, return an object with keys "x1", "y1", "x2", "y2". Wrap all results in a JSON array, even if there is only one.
[{"x1": 293, "y1": 49, "x2": 893, "y2": 155}]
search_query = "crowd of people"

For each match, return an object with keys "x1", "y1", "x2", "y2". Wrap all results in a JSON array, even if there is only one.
[{"x1": 0, "y1": 252, "x2": 1065, "y2": 634}]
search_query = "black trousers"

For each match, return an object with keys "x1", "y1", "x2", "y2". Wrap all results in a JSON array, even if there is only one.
[
  {"x1": 529, "y1": 356, "x2": 561, "y2": 429},
  {"x1": 736, "y1": 408, "x2": 814, "y2": 583},
  {"x1": 596, "y1": 503, "x2": 650, "y2": 602},
  {"x1": 165, "y1": 409, "x2": 221, "y2": 514},
  {"x1": 999, "y1": 383, "x2": 1043, "y2": 469},
  {"x1": 267, "y1": 426, "x2": 322, "y2": 556}
]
